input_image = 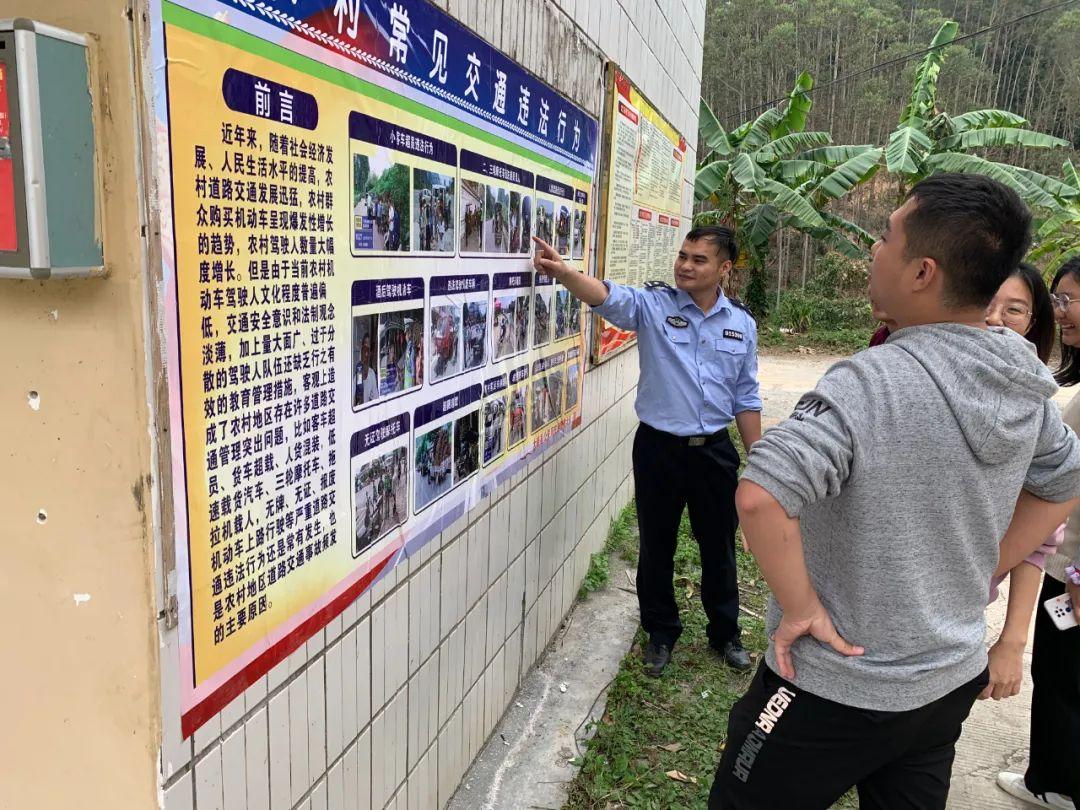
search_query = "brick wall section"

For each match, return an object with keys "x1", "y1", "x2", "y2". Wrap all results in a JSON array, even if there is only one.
[{"x1": 160, "y1": 2, "x2": 706, "y2": 807}]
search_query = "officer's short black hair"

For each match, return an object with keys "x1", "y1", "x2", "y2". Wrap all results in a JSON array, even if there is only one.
[
  {"x1": 684, "y1": 225, "x2": 738, "y2": 263},
  {"x1": 903, "y1": 172, "x2": 1032, "y2": 310}
]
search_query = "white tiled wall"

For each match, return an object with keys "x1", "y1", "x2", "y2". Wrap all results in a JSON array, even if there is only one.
[{"x1": 159, "y1": 1, "x2": 706, "y2": 808}]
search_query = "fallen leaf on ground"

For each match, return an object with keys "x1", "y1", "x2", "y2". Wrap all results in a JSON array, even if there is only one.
[
  {"x1": 666, "y1": 770, "x2": 698, "y2": 784},
  {"x1": 657, "y1": 742, "x2": 683, "y2": 753}
]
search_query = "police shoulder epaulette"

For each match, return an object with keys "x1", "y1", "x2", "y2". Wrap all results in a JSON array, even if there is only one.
[
  {"x1": 644, "y1": 280, "x2": 674, "y2": 292},
  {"x1": 729, "y1": 296, "x2": 755, "y2": 319}
]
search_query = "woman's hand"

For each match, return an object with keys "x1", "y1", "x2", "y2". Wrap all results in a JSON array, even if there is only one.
[
  {"x1": 1068, "y1": 580, "x2": 1080, "y2": 622},
  {"x1": 980, "y1": 638, "x2": 1025, "y2": 700}
]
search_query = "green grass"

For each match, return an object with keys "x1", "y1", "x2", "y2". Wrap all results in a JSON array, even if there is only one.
[
  {"x1": 563, "y1": 525, "x2": 769, "y2": 808},
  {"x1": 579, "y1": 503, "x2": 640, "y2": 601},
  {"x1": 564, "y1": 428, "x2": 859, "y2": 809},
  {"x1": 758, "y1": 324, "x2": 875, "y2": 353},
  {"x1": 606, "y1": 503, "x2": 639, "y2": 565},
  {"x1": 578, "y1": 551, "x2": 611, "y2": 599}
]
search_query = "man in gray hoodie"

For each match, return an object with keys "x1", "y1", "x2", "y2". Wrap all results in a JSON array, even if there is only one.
[{"x1": 709, "y1": 173, "x2": 1080, "y2": 810}]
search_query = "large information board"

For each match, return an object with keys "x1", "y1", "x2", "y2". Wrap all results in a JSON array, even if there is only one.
[
  {"x1": 149, "y1": 0, "x2": 597, "y2": 737},
  {"x1": 593, "y1": 65, "x2": 689, "y2": 363}
]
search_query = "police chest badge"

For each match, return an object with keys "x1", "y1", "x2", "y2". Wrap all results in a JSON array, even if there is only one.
[
  {"x1": 666, "y1": 315, "x2": 689, "y2": 328},
  {"x1": 723, "y1": 328, "x2": 744, "y2": 341}
]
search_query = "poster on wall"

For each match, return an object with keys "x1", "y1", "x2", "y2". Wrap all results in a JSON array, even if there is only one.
[
  {"x1": 593, "y1": 64, "x2": 690, "y2": 363},
  {"x1": 147, "y1": 0, "x2": 597, "y2": 737}
]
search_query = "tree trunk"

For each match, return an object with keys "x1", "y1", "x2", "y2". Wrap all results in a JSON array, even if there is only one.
[
  {"x1": 776, "y1": 229, "x2": 785, "y2": 311},
  {"x1": 1023, "y1": 44, "x2": 1040, "y2": 121},
  {"x1": 801, "y1": 233, "x2": 810, "y2": 289},
  {"x1": 828, "y1": 23, "x2": 840, "y2": 126}
]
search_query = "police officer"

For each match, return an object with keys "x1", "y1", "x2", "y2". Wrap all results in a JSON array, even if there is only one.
[{"x1": 532, "y1": 227, "x2": 761, "y2": 676}]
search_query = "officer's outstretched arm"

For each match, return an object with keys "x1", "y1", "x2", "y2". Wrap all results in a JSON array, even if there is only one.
[{"x1": 532, "y1": 237, "x2": 609, "y2": 306}]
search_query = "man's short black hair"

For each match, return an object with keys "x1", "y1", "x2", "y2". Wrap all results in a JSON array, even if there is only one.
[
  {"x1": 685, "y1": 225, "x2": 738, "y2": 263},
  {"x1": 904, "y1": 172, "x2": 1032, "y2": 309}
]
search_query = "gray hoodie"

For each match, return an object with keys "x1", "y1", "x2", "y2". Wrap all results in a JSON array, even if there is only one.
[{"x1": 744, "y1": 323, "x2": 1080, "y2": 711}]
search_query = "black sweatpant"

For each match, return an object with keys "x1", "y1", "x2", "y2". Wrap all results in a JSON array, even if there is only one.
[
  {"x1": 632, "y1": 422, "x2": 740, "y2": 649},
  {"x1": 709, "y1": 662, "x2": 989, "y2": 810},
  {"x1": 1025, "y1": 575, "x2": 1080, "y2": 803}
]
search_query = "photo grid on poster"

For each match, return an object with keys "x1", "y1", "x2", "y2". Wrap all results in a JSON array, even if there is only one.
[
  {"x1": 352, "y1": 279, "x2": 426, "y2": 411},
  {"x1": 351, "y1": 415, "x2": 411, "y2": 557}
]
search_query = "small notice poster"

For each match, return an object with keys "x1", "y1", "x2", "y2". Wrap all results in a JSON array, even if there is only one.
[
  {"x1": 148, "y1": 0, "x2": 597, "y2": 737},
  {"x1": 593, "y1": 65, "x2": 689, "y2": 362}
]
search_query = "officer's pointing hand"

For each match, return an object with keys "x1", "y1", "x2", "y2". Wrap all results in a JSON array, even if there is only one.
[{"x1": 532, "y1": 236, "x2": 569, "y2": 281}]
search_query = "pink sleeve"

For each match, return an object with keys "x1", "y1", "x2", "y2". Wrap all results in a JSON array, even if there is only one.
[
  {"x1": 1026, "y1": 522, "x2": 1066, "y2": 570},
  {"x1": 988, "y1": 524, "x2": 1065, "y2": 603}
]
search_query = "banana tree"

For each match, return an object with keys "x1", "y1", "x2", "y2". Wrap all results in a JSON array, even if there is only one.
[
  {"x1": 696, "y1": 73, "x2": 881, "y2": 314},
  {"x1": 885, "y1": 21, "x2": 1070, "y2": 210},
  {"x1": 1028, "y1": 160, "x2": 1080, "y2": 273}
]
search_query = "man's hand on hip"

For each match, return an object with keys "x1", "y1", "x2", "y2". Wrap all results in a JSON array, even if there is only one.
[{"x1": 772, "y1": 598, "x2": 864, "y2": 681}]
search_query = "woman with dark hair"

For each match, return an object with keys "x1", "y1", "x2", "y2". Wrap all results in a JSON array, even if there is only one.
[
  {"x1": 997, "y1": 256, "x2": 1080, "y2": 810},
  {"x1": 984, "y1": 262, "x2": 1055, "y2": 363},
  {"x1": 1052, "y1": 257, "x2": 1080, "y2": 386}
]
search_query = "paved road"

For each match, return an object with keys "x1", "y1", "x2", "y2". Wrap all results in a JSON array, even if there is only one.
[{"x1": 759, "y1": 348, "x2": 1066, "y2": 810}]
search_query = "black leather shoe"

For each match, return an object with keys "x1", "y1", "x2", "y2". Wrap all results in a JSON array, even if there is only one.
[
  {"x1": 643, "y1": 639, "x2": 672, "y2": 678},
  {"x1": 718, "y1": 639, "x2": 752, "y2": 671}
]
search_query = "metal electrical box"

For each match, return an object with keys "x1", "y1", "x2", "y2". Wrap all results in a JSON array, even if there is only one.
[{"x1": 0, "y1": 19, "x2": 102, "y2": 279}]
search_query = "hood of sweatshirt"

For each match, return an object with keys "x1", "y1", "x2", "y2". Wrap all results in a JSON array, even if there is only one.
[{"x1": 884, "y1": 323, "x2": 1058, "y2": 465}]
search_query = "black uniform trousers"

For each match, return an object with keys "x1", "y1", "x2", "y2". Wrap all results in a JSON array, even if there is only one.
[
  {"x1": 710, "y1": 662, "x2": 989, "y2": 809},
  {"x1": 1025, "y1": 575, "x2": 1080, "y2": 803},
  {"x1": 632, "y1": 421, "x2": 741, "y2": 649}
]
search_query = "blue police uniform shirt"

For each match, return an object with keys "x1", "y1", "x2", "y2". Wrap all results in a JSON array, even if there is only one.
[{"x1": 592, "y1": 279, "x2": 762, "y2": 436}]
